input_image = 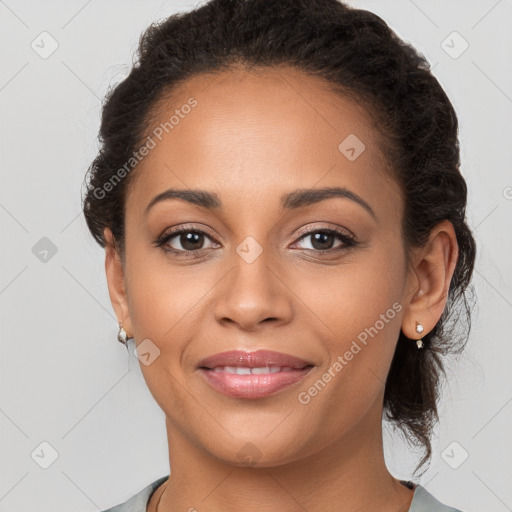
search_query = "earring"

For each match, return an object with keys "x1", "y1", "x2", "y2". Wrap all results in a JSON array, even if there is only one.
[
  {"x1": 117, "y1": 324, "x2": 131, "y2": 348},
  {"x1": 415, "y1": 322, "x2": 424, "y2": 349}
]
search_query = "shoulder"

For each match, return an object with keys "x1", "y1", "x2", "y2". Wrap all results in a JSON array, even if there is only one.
[
  {"x1": 410, "y1": 484, "x2": 464, "y2": 512},
  {"x1": 101, "y1": 475, "x2": 169, "y2": 512}
]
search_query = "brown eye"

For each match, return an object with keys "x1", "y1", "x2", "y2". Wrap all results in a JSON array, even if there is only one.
[
  {"x1": 174, "y1": 231, "x2": 206, "y2": 251},
  {"x1": 155, "y1": 227, "x2": 220, "y2": 256},
  {"x1": 306, "y1": 231, "x2": 337, "y2": 251},
  {"x1": 293, "y1": 227, "x2": 356, "y2": 253}
]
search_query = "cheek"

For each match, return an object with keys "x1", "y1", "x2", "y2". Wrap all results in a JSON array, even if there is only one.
[
  {"x1": 294, "y1": 245, "x2": 406, "y2": 342},
  {"x1": 290, "y1": 255, "x2": 405, "y2": 440},
  {"x1": 292, "y1": 244, "x2": 406, "y2": 405},
  {"x1": 124, "y1": 241, "x2": 211, "y2": 341}
]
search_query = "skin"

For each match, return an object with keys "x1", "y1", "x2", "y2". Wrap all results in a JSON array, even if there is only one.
[{"x1": 104, "y1": 66, "x2": 458, "y2": 512}]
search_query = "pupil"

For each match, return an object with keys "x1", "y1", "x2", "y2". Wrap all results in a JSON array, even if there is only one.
[
  {"x1": 181, "y1": 232, "x2": 203, "y2": 250},
  {"x1": 312, "y1": 232, "x2": 333, "y2": 250}
]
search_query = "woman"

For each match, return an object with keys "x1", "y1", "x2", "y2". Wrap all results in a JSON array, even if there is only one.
[{"x1": 83, "y1": 0, "x2": 475, "y2": 510}]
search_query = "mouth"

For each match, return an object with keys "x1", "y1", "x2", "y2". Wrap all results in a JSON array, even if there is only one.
[
  {"x1": 197, "y1": 350, "x2": 315, "y2": 399},
  {"x1": 207, "y1": 365, "x2": 308, "y2": 374}
]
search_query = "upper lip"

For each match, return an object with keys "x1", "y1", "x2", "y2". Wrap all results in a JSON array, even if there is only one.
[{"x1": 197, "y1": 350, "x2": 314, "y2": 369}]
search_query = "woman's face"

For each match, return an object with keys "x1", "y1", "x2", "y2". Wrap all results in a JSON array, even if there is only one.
[{"x1": 110, "y1": 66, "x2": 416, "y2": 466}]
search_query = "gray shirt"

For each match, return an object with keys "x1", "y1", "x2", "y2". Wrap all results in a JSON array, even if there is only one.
[{"x1": 101, "y1": 475, "x2": 464, "y2": 511}]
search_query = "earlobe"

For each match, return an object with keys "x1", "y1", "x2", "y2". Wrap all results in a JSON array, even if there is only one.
[
  {"x1": 401, "y1": 220, "x2": 459, "y2": 340},
  {"x1": 104, "y1": 228, "x2": 134, "y2": 338}
]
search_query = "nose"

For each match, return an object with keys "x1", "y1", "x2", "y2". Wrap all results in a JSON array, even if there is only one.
[{"x1": 213, "y1": 249, "x2": 293, "y2": 332}]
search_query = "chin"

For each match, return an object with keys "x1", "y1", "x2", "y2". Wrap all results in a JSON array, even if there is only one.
[{"x1": 201, "y1": 434, "x2": 312, "y2": 469}]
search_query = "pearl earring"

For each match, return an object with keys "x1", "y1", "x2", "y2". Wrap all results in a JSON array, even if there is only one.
[
  {"x1": 415, "y1": 322, "x2": 424, "y2": 349},
  {"x1": 117, "y1": 325, "x2": 127, "y2": 344},
  {"x1": 117, "y1": 324, "x2": 132, "y2": 351}
]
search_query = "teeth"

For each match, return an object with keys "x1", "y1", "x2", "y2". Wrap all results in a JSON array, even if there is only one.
[
  {"x1": 252, "y1": 367, "x2": 274, "y2": 374},
  {"x1": 212, "y1": 366, "x2": 297, "y2": 375},
  {"x1": 227, "y1": 366, "x2": 250, "y2": 375}
]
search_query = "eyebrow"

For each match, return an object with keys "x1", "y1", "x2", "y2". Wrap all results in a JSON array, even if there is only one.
[{"x1": 145, "y1": 186, "x2": 376, "y2": 220}]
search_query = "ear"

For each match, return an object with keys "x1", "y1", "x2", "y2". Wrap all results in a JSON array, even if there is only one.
[
  {"x1": 104, "y1": 227, "x2": 133, "y2": 338},
  {"x1": 401, "y1": 220, "x2": 459, "y2": 339}
]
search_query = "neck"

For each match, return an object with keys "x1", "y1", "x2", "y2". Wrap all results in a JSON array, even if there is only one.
[{"x1": 152, "y1": 402, "x2": 414, "y2": 512}]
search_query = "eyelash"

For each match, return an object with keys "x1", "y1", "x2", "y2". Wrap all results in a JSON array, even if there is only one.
[{"x1": 153, "y1": 224, "x2": 357, "y2": 258}]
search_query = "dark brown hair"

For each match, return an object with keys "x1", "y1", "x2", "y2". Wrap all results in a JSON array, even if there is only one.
[{"x1": 82, "y1": 0, "x2": 476, "y2": 474}]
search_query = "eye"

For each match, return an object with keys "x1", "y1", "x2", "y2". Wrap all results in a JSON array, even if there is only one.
[
  {"x1": 154, "y1": 225, "x2": 220, "y2": 256},
  {"x1": 292, "y1": 226, "x2": 356, "y2": 253},
  {"x1": 153, "y1": 224, "x2": 357, "y2": 258}
]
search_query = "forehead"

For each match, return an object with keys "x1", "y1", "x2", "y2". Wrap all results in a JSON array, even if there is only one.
[{"x1": 127, "y1": 65, "x2": 400, "y2": 216}]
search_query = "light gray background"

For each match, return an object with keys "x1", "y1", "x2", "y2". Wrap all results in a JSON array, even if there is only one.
[{"x1": 1, "y1": 1, "x2": 511, "y2": 511}]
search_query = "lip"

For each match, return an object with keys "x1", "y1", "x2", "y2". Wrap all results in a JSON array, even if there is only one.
[
  {"x1": 197, "y1": 350, "x2": 315, "y2": 399},
  {"x1": 197, "y1": 349, "x2": 313, "y2": 369}
]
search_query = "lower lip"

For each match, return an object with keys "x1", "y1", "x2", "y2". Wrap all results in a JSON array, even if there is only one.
[{"x1": 198, "y1": 367, "x2": 314, "y2": 399}]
